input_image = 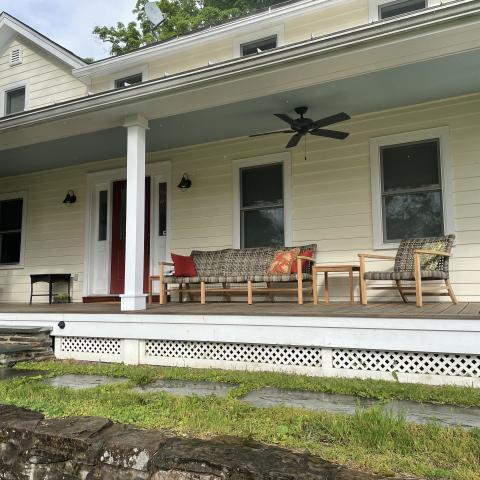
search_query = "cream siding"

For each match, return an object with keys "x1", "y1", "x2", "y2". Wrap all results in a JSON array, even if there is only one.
[
  {"x1": 0, "y1": 37, "x2": 87, "y2": 111},
  {"x1": 0, "y1": 93, "x2": 479, "y2": 302}
]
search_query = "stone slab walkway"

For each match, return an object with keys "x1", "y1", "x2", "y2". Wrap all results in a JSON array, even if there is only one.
[
  {"x1": 44, "y1": 374, "x2": 128, "y2": 389},
  {"x1": 133, "y1": 378, "x2": 238, "y2": 397}
]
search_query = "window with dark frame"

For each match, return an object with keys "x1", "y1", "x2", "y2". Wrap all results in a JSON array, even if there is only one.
[
  {"x1": 240, "y1": 163, "x2": 284, "y2": 248},
  {"x1": 114, "y1": 73, "x2": 143, "y2": 89},
  {"x1": 379, "y1": 0, "x2": 426, "y2": 19},
  {"x1": 240, "y1": 35, "x2": 277, "y2": 56},
  {"x1": 380, "y1": 139, "x2": 444, "y2": 242},
  {"x1": 0, "y1": 197, "x2": 24, "y2": 265},
  {"x1": 5, "y1": 87, "x2": 25, "y2": 115}
]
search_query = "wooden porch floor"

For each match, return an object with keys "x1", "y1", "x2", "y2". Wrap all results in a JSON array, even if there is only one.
[{"x1": 0, "y1": 302, "x2": 478, "y2": 319}]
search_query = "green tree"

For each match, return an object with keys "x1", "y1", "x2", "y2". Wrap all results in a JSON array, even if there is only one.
[{"x1": 94, "y1": 0, "x2": 286, "y2": 56}]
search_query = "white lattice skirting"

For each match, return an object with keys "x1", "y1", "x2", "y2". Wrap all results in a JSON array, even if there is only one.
[{"x1": 54, "y1": 336, "x2": 480, "y2": 387}]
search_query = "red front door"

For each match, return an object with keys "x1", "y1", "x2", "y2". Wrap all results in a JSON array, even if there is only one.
[{"x1": 110, "y1": 178, "x2": 151, "y2": 294}]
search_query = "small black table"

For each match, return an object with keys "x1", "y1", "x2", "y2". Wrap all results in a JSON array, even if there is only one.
[{"x1": 30, "y1": 274, "x2": 72, "y2": 304}]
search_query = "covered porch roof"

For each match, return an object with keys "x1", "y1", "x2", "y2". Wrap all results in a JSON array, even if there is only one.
[{"x1": 1, "y1": 0, "x2": 480, "y2": 176}]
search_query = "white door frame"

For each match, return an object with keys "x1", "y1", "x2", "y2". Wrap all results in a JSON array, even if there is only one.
[{"x1": 84, "y1": 161, "x2": 171, "y2": 297}]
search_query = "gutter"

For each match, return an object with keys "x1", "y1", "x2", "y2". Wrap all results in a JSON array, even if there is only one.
[{"x1": 1, "y1": 0, "x2": 479, "y2": 133}]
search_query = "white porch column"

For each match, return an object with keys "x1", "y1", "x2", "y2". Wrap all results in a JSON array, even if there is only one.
[{"x1": 121, "y1": 115, "x2": 149, "y2": 311}]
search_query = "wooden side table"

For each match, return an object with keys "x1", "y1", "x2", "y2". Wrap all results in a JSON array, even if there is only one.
[{"x1": 312, "y1": 265, "x2": 360, "y2": 305}]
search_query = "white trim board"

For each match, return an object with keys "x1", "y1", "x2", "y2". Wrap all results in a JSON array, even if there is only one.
[
  {"x1": 0, "y1": 12, "x2": 85, "y2": 68},
  {"x1": 83, "y1": 161, "x2": 171, "y2": 297},
  {"x1": 232, "y1": 152, "x2": 292, "y2": 249},
  {"x1": 0, "y1": 312, "x2": 479, "y2": 354},
  {"x1": 369, "y1": 126, "x2": 455, "y2": 250},
  {"x1": 368, "y1": 0, "x2": 442, "y2": 22}
]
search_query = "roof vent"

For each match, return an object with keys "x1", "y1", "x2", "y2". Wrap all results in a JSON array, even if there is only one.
[{"x1": 10, "y1": 48, "x2": 22, "y2": 66}]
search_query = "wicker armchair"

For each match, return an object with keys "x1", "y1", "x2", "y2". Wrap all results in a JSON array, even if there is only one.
[{"x1": 358, "y1": 235, "x2": 457, "y2": 307}]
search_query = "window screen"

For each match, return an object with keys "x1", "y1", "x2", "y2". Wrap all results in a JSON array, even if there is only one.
[
  {"x1": 380, "y1": 139, "x2": 444, "y2": 242},
  {"x1": 6, "y1": 87, "x2": 25, "y2": 115},
  {"x1": 0, "y1": 198, "x2": 23, "y2": 264},
  {"x1": 240, "y1": 163, "x2": 284, "y2": 247},
  {"x1": 379, "y1": 0, "x2": 426, "y2": 19},
  {"x1": 115, "y1": 73, "x2": 143, "y2": 89},
  {"x1": 240, "y1": 36, "x2": 277, "y2": 56}
]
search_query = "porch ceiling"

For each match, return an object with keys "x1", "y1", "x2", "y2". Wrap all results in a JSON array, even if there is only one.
[{"x1": 1, "y1": 48, "x2": 480, "y2": 176}]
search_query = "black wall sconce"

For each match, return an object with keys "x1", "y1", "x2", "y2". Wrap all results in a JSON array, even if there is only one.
[
  {"x1": 177, "y1": 173, "x2": 192, "y2": 191},
  {"x1": 63, "y1": 190, "x2": 77, "y2": 205}
]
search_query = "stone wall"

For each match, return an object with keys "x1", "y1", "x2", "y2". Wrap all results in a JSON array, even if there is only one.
[{"x1": 0, "y1": 405, "x2": 398, "y2": 479}]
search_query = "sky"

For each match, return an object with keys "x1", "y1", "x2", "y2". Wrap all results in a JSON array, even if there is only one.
[{"x1": 0, "y1": 0, "x2": 136, "y2": 60}]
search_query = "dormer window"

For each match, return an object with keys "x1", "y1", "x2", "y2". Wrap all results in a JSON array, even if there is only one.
[
  {"x1": 5, "y1": 87, "x2": 26, "y2": 115},
  {"x1": 240, "y1": 35, "x2": 277, "y2": 57},
  {"x1": 9, "y1": 48, "x2": 22, "y2": 66},
  {"x1": 114, "y1": 73, "x2": 143, "y2": 89},
  {"x1": 378, "y1": 0, "x2": 426, "y2": 19}
]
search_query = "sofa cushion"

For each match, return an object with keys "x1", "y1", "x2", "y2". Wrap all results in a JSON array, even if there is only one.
[
  {"x1": 364, "y1": 271, "x2": 449, "y2": 281},
  {"x1": 223, "y1": 247, "x2": 277, "y2": 277},
  {"x1": 394, "y1": 235, "x2": 455, "y2": 273},
  {"x1": 191, "y1": 249, "x2": 231, "y2": 277},
  {"x1": 171, "y1": 253, "x2": 197, "y2": 277},
  {"x1": 196, "y1": 273, "x2": 313, "y2": 284}
]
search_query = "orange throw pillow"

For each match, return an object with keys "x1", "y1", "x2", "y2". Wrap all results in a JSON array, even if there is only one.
[{"x1": 267, "y1": 248, "x2": 300, "y2": 275}]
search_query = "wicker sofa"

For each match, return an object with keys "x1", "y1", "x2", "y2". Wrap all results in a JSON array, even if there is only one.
[{"x1": 153, "y1": 244, "x2": 317, "y2": 305}]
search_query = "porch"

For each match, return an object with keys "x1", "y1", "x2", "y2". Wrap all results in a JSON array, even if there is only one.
[
  {"x1": 0, "y1": 300, "x2": 478, "y2": 319},
  {"x1": 0, "y1": 300, "x2": 478, "y2": 388}
]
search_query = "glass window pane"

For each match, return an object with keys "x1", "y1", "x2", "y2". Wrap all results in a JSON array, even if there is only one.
[
  {"x1": 119, "y1": 187, "x2": 126, "y2": 241},
  {"x1": 241, "y1": 164, "x2": 283, "y2": 208},
  {"x1": 242, "y1": 207, "x2": 284, "y2": 248},
  {"x1": 381, "y1": 140, "x2": 440, "y2": 192},
  {"x1": 98, "y1": 190, "x2": 108, "y2": 241},
  {"x1": 384, "y1": 191, "x2": 444, "y2": 241},
  {"x1": 379, "y1": 0, "x2": 426, "y2": 19},
  {"x1": 159, "y1": 182, "x2": 167, "y2": 236},
  {"x1": 6, "y1": 87, "x2": 25, "y2": 115},
  {"x1": 0, "y1": 198, "x2": 23, "y2": 231},
  {"x1": 115, "y1": 73, "x2": 142, "y2": 88},
  {"x1": 0, "y1": 232, "x2": 21, "y2": 264},
  {"x1": 241, "y1": 36, "x2": 277, "y2": 56}
]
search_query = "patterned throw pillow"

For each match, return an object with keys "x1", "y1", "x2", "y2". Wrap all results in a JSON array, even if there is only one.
[
  {"x1": 419, "y1": 240, "x2": 445, "y2": 271},
  {"x1": 267, "y1": 248, "x2": 300, "y2": 275}
]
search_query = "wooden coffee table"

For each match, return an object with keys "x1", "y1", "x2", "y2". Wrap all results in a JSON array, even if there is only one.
[{"x1": 312, "y1": 265, "x2": 360, "y2": 305}]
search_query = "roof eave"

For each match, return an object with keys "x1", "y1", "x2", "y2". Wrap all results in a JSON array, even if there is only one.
[{"x1": 1, "y1": 0, "x2": 479, "y2": 133}]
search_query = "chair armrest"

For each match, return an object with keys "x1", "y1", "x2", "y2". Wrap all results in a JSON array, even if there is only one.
[
  {"x1": 297, "y1": 256, "x2": 315, "y2": 262},
  {"x1": 358, "y1": 253, "x2": 396, "y2": 260},
  {"x1": 159, "y1": 261, "x2": 174, "y2": 280},
  {"x1": 413, "y1": 249, "x2": 451, "y2": 257}
]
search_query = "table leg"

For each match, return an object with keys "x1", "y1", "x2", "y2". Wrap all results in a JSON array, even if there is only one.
[
  {"x1": 30, "y1": 281, "x2": 33, "y2": 305},
  {"x1": 349, "y1": 269, "x2": 354, "y2": 304},
  {"x1": 68, "y1": 278, "x2": 72, "y2": 303},
  {"x1": 312, "y1": 270, "x2": 318, "y2": 305},
  {"x1": 324, "y1": 272, "x2": 329, "y2": 304}
]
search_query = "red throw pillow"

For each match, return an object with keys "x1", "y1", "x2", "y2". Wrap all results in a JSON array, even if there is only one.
[
  {"x1": 171, "y1": 253, "x2": 197, "y2": 277},
  {"x1": 267, "y1": 248, "x2": 300, "y2": 275},
  {"x1": 291, "y1": 250, "x2": 314, "y2": 274}
]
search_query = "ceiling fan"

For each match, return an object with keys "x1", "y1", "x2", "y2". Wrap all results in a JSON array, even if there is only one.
[{"x1": 250, "y1": 106, "x2": 350, "y2": 149}]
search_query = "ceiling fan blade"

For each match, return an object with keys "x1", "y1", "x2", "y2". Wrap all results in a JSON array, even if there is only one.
[
  {"x1": 310, "y1": 129, "x2": 350, "y2": 140},
  {"x1": 313, "y1": 112, "x2": 351, "y2": 129},
  {"x1": 286, "y1": 133, "x2": 304, "y2": 148},
  {"x1": 274, "y1": 113, "x2": 296, "y2": 126},
  {"x1": 250, "y1": 129, "x2": 293, "y2": 138}
]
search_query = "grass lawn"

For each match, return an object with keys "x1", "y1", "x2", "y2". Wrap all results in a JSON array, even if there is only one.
[{"x1": 1, "y1": 360, "x2": 478, "y2": 480}]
